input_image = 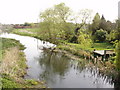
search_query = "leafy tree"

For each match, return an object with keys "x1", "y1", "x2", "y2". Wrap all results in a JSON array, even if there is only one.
[
  {"x1": 94, "y1": 29, "x2": 107, "y2": 42},
  {"x1": 105, "y1": 20, "x2": 116, "y2": 34},
  {"x1": 23, "y1": 22, "x2": 31, "y2": 26},
  {"x1": 73, "y1": 9, "x2": 93, "y2": 34},
  {"x1": 54, "y1": 3, "x2": 71, "y2": 22},
  {"x1": 71, "y1": 9, "x2": 92, "y2": 43},
  {"x1": 115, "y1": 18, "x2": 120, "y2": 71},
  {"x1": 30, "y1": 23, "x2": 35, "y2": 28},
  {"x1": 99, "y1": 15, "x2": 107, "y2": 30},
  {"x1": 91, "y1": 13, "x2": 101, "y2": 35},
  {"x1": 39, "y1": 3, "x2": 72, "y2": 44},
  {"x1": 106, "y1": 30, "x2": 117, "y2": 42},
  {"x1": 77, "y1": 29, "x2": 92, "y2": 47},
  {"x1": 115, "y1": 41, "x2": 120, "y2": 71}
]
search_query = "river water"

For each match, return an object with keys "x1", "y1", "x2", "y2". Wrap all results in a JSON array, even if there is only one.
[{"x1": 0, "y1": 33, "x2": 114, "y2": 88}]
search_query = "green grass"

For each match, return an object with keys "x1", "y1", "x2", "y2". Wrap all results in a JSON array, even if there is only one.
[
  {"x1": 56, "y1": 42, "x2": 114, "y2": 59},
  {"x1": 2, "y1": 38, "x2": 25, "y2": 50},
  {"x1": 92, "y1": 43, "x2": 114, "y2": 50},
  {"x1": 1, "y1": 74, "x2": 21, "y2": 88},
  {"x1": 66, "y1": 42, "x2": 114, "y2": 51}
]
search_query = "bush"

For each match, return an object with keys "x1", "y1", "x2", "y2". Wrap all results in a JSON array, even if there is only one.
[{"x1": 94, "y1": 29, "x2": 107, "y2": 42}]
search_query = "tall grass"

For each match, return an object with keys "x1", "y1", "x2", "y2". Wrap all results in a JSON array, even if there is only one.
[{"x1": 1, "y1": 38, "x2": 45, "y2": 88}]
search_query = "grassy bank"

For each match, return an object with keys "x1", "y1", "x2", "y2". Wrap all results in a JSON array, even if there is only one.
[
  {"x1": 0, "y1": 38, "x2": 45, "y2": 88},
  {"x1": 12, "y1": 28, "x2": 114, "y2": 48},
  {"x1": 12, "y1": 28, "x2": 41, "y2": 39}
]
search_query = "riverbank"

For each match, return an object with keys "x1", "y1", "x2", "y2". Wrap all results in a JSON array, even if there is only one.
[
  {"x1": 12, "y1": 28, "x2": 114, "y2": 58},
  {"x1": 12, "y1": 29, "x2": 116, "y2": 62},
  {"x1": 0, "y1": 38, "x2": 46, "y2": 88}
]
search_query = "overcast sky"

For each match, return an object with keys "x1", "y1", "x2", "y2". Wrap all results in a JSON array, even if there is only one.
[{"x1": 0, "y1": 0, "x2": 119, "y2": 24}]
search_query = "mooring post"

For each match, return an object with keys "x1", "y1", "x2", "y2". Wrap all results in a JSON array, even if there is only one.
[{"x1": 104, "y1": 50, "x2": 106, "y2": 61}]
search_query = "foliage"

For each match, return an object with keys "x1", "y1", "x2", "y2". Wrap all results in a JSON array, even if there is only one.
[
  {"x1": 23, "y1": 22, "x2": 31, "y2": 26},
  {"x1": 39, "y1": 3, "x2": 72, "y2": 44},
  {"x1": 77, "y1": 29, "x2": 92, "y2": 47},
  {"x1": 115, "y1": 41, "x2": 120, "y2": 71},
  {"x1": 90, "y1": 13, "x2": 117, "y2": 43},
  {"x1": 115, "y1": 19, "x2": 120, "y2": 71},
  {"x1": 99, "y1": 15, "x2": 107, "y2": 30},
  {"x1": 94, "y1": 29, "x2": 107, "y2": 42},
  {"x1": 73, "y1": 9, "x2": 93, "y2": 30},
  {"x1": 106, "y1": 30, "x2": 117, "y2": 42},
  {"x1": 1, "y1": 74, "x2": 20, "y2": 88},
  {"x1": 91, "y1": 13, "x2": 101, "y2": 35}
]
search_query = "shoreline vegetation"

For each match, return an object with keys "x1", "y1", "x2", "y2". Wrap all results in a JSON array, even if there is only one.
[
  {"x1": 0, "y1": 38, "x2": 46, "y2": 88},
  {"x1": 11, "y1": 28, "x2": 117, "y2": 75}
]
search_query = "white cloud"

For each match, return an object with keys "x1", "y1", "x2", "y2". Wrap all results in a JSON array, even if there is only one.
[{"x1": 0, "y1": 0, "x2": 119, "y2": 24}]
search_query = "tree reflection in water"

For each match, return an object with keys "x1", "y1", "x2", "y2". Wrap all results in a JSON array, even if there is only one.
[
  {"x1": 76, "y1": 59, "x2": 115, "y2": 87},
  {"x1": 37, "y1": 49, "x2": 70, "y2": 83},
  {"x1": 114, "y1": 72, "x2": 120, "y2": 89}
]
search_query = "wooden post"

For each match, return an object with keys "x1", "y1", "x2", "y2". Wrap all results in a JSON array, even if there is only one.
[{"x1": 104, "y1": 50, "x2": 106, "y2": 61}]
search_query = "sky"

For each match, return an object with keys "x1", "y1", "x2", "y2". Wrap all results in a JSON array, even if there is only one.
[{"x1": 0, "y1": 0, "x2": 119, "y2": 24}]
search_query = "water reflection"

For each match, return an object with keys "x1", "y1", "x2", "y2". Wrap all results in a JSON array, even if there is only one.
[
  {"x1": 114, "y1": 73, "x2": 120, "y2": 89},
  {"x1": 37, "y1": 50, "x2": 70, "y2": 80}
]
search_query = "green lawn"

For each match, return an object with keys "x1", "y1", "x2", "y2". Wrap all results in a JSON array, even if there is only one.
[
  {"x1": 66, "y1": 42, "x2": 114, "y2": 51},
  {"x1": 57, "y1": 42, "x2": 114, "y2": 58}
]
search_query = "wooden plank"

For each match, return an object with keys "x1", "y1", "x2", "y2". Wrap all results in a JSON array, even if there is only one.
[
  {"x1": 93, "y1": 50, "x2": 104, "y2": 55},
  {"x1": 93, "y1": 50, "x2": 115, "y2": 56}
]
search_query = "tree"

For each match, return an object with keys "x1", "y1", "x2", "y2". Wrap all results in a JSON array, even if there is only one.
[
  {"x1": 106, "y1": 30, "x2": 117, "y2": 42},
  {"x1": 114, "y1": 41, "x2": 120, "y2": 89},
  {"x1": 70, "y1": 9, "x2": 93, "y2": 43},
  {"x1": 39, "y1": 3, "x2": 72, "y2": 44},
  {"x1": 73, "y1": 9, "x2": 93, "y2": 34},
  {"x1": 99, "y1": 15, "x2": 107, "y2": 30},
  {"x1": 54, "y1": 3, "x2": 71, "y2": 22},
  {"x1": 77, "y1": 29, "x2": 92, "y2": 47},
  {"x1": 91, "y1": 13, "x2": 101, "y2": 35},
  {"x1": 23, "y1": 22, "x2": 31, "y2": 26},
  {"x1": 115, "y1": 41, "x2": 120, "y2": 71},
  {"x1": 105, "y1": 20, "x2": 116, "y2": 34},
  {"x1": 115, "y1": 18, "x2": 120, "y2": 71},
  {"x1": 94, "y1": 29, "x2": 107, "y2": 42}
]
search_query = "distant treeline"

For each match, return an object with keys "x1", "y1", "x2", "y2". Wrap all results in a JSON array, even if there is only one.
[{"x1": 13, "y1": 22, "x2": 39, "y2": 29}]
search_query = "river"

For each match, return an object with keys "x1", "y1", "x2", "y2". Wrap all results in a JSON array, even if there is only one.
[{"x1": 0, "y1": 33, "x2": 114, "y2": 88}]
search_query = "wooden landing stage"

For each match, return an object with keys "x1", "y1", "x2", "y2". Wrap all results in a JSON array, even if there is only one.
[
  {"x1": 93, "y1": 50, "x2": 115, "y2": 60},
  {"x1": 93, "y1": 50, "x2": 115, "y2": 55}
]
